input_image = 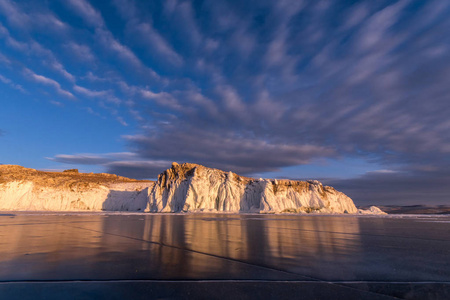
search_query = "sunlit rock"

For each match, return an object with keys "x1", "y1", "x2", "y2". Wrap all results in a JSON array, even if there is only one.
[
  {"x1": 0, "y1": 163, "x2": 381, "y2": 214},
  {"x1": 0, "y1": 165, "x2": 153, "y2": 211},
  {"x1": 358, "y1": 205, "x2": 387, "y2": 215},
  {"x1": 146, "y1": 163, "x2": 359, "y2": 214}
]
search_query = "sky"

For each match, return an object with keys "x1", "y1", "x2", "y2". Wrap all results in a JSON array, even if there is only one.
[{"x1": 0, "y1": 0, "x2": 449, "y2": 206}]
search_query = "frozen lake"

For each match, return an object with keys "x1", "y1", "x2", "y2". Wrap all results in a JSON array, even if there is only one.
[{"x1": 0, "y1": 212, "x2": 449, "y2": 299}]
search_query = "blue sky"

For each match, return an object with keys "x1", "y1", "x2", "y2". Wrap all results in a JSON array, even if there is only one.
[{"x1": 1, "y1": 0, "x2": 449, "y2": 205}]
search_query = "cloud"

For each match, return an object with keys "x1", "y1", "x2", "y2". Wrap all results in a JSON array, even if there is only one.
[
  {"x1": 64, "y1": 0, "x2": 160, "y2": 80},
  {"x1": 131, "y1": 22, "x2": 183, "y2": 66},
  {"x1": 124, "y1": 126, "x2": 335, "y2": 175},
  {"x1": 0, "y1": 74, "x2": 27, "y2": 93},
  {"x1": 66, "y1": 0, "x2": 105, "y2": 28},
  {"x1": 0, "y1": 0, "x2": 27, "y2": 28},
  {"x1": 73, "y1": 84, "x2": 107, "y2": 97},
  {"x1": 0, "y1": 0, "x2": 69, "y2": 38},
  {"x1": 355, "y1": 0, "x2": 407, "y2": 52},
  {"x1": 48, "y1": 152, "x2": 171, "y2": 179},
  {"x1": 326, "y1": 169, "x2": 450, "y2": 206},
  {"x1": 24, "y1": 68, "x2": 75, "y2": 99},
  {"x1": 49, "y1": 100, "x2": 64, "y2": 107},
  {"x1": 0, "y1": 22, "x2": 75, "y2": 82},
  {"x1": 95, "y1": 28, "x2": 160, "y2": 80},
  {"x1": 105, "y1": 160, "x2": 171, "y2": 179},
  {"x1": 5, "y1": 0, "x2": 449, "y2": 204},
  {"x1": 64, "y1": 42, "x2": 96, "y2": 63},
  {"x1": 0, "y1": 22, "x2": 28, "y2": 51},
  {"x1": 73, "y1": 85, "x2": 125, "y2": 105},
  {"x1": 166, "y1": 0, "x2": 203, "y2": 47},
  {"x1": 0, "y1": 51, "x2": 10, "y2": 64},
  {"x1": 74, "y1": 85, "x2": 122, "y2": 105},
  {"x1": 140, "y1": 89, "x2": 181, "y2": 110},
  {"x1": 94, "y1": 1, "x2": 450, "y2": 194},
  {"x1": 116, "y1": 116, "x2": 128, "y2": 126},
  {"x1": 112, "y1": 0, "x2": 183, "y2": 66},
  {"x1": 49, "y1": 153, "x2": 111, "y2": 165}
]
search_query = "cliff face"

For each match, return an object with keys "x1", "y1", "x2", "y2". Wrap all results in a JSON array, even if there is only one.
[
  {"x1": 146, "y1": 162, "x2": 358, "y2": 214},
  {"x1": 0, "y1": 163, "x2": 364, "y2": 214},
  {"x1": 0, "y1": 165, "x2": 153, "y2": 211}
]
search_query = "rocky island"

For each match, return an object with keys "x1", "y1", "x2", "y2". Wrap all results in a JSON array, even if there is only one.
[{"x1": 0, "y1": 163, "x2": 383, "y2": 214}]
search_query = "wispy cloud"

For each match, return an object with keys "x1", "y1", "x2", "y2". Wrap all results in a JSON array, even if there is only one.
[
  {"x1": 73, "y1": 84, "x2": 108, "y2": 98},
  {"x1": 0, "y1": 51, "x2": 10, "y2": 64},
  {"x1": 0, "y1": 0, "x2": 68, "y2": 33},
  {"x1": 0, "y1": 74, "x2": 27, "y2": 93},
  {"x1": 24, "y1": 68, "x2": 75, "y2": 99},
  {"x1": 66, "y1": 0, "x2": 105, "y2": 28},
  {"x1": 65, "y1": 0, "x2": 160, "y2": 80},
  {"x1": 0, "y1": 0, "x2": 32, "y2": 29},
  {"x1": 95, "y1": 28, "x2": 160, "y2": 80},
  {"x1": 64, "y1": 42, "x2": 96, "y2": 63},
  {"x1": 140, "y1": 89, "x2": 181, "y2": 110},
  {"x1": 116, "y1": 116, "x2": 128, "y2": 126},
  {"x1": 49, "y1": 100, "x2": 64, "y2": 107},
  {"x1": 163, "y1": 0, "x2": 202, "y2": 47},
  {"x1": 0, "y1": 22, "x2": 75, "y2": 82},
  {"x1": 112, "y1": 0, "x2": 183, "y2": 66},
  {"x1": 129, "y1": 22, "x2": 183, "y2": 66}
]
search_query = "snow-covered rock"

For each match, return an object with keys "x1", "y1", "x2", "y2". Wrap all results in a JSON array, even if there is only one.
[{"x1": 146, "y1": 162, "x2": 359, "y2": 214}]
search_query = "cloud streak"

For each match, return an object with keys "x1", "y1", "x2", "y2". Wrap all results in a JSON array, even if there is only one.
[
  {"x1": 65, "y1": 0, "x2": 160, "y2": 80},
  {"x1": 48, "y1": 152, "x2": 171, "y2": 178},
  {"x1": 25, "y1": 68, "x2": 75, "y2": 99}
]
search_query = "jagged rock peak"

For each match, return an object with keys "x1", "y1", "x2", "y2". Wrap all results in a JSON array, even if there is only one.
[{"x1": 159, "y1": 162, "x2": 251, "y2": 184}]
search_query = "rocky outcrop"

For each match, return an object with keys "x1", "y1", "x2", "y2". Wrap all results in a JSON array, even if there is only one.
[
  {"x1": 0, "y1": 163, "x2": 382, "y2": 214},
  {"x1": 358, "y1": 206, "x2": 387, "y2": 215},
  {"x1": 146, "y1": 162, "x2": 359, "y2": 214},
  {"x1": 0, "y1": 165, "x2": 153, "y2": 211}
]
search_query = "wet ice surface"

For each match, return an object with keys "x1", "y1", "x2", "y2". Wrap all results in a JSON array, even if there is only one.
[{"x1": 0, "y1": 213, "x2": 449, "y2": 299}]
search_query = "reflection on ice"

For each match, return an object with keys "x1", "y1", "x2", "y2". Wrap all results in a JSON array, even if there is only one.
[
  {"x1": 0, "y1": 214, "x2": 362, "y2": 281},
  {"x1": 0, "y1": 213, "x2": 449, "y2": 283}
]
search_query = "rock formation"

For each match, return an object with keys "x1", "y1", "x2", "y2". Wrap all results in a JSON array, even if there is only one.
[
  {"x1": 0, "y1": 163, "x2": 383, "y2": 214},
  {"x1": 147, "y1": 162, "x2": 358, "y2": 213},
  {"x1": 0, "y1": 165, "x2": 153, "y2": 211}
]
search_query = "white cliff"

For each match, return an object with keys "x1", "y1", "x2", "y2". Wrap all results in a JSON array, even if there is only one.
[
  {"x1": 0, "y1": 165, "x2": 153, "y2": 211},
  {"x1": 0, "y1": 163, "x2": 382, "y2": 214},
  {"x1": 146, "y1": 162, "x2": 359, "y2": 214}
]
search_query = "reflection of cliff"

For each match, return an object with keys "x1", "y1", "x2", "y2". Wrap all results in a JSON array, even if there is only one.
[
  {"x1": 0, "y1": 215, "x2": 108, "y2": 281},
  {"x1": 0, "y1": 216, "x2": 104, "y2": 263},
  {"x1": 0, "y1": 214, "x2": 362, "y2": 281},
  {"x1": 98, "y1": 215, "x2": 360, "y2": 278},
  {"x1": 261, "y1": 217, "x2": 362, "y2": 266},
  {"x1": 138, "y1": 214, "x2": 362, "y2": 274}
]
